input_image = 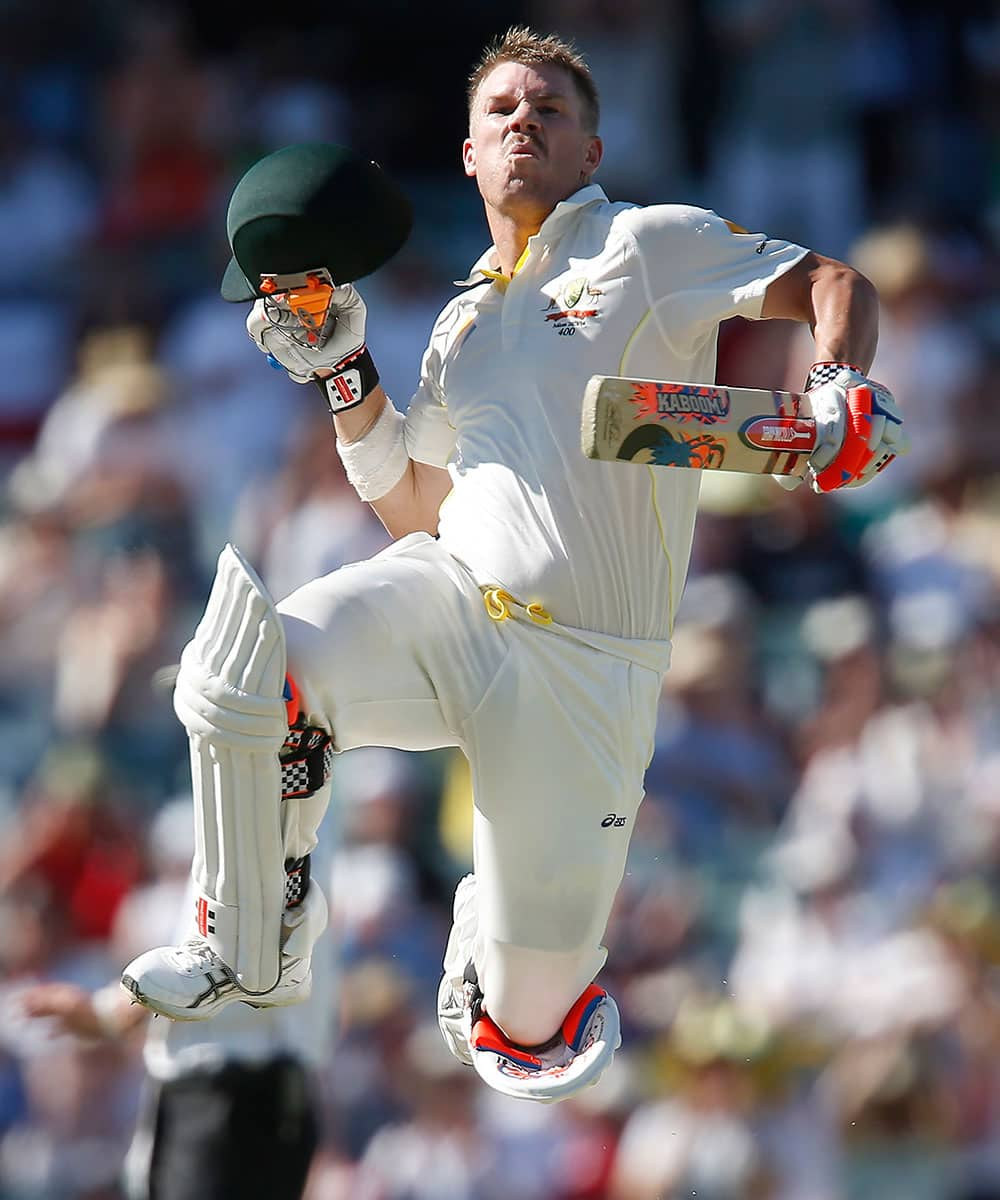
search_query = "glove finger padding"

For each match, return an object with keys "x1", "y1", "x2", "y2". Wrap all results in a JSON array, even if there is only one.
[
  {"x1": 802, "y1": 379, "x2": 848, "y2": 472},
  {"x1": 812, "y1": 381, "x2": 904, "y2": 493},
  {"x1": 846, "y1": 393, "x2": 909, "y2": 487},
  {"x1": 868, "y1": 384, "x2": 907, "y2": 454},
  {"x1": 247, "y1": 300, "x2": 317, "y2": 383},
  {"x1": 246, "y1": 284, "x2": 368, "y2": 383}
]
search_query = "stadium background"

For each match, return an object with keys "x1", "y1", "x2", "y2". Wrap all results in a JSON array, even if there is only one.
[{"x1": 0, "y1": 1, "x2": 998, "y2": 1196}]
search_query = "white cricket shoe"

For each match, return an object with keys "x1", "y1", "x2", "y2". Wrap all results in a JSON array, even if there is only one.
[
  {"x1": 436, "y1": 873, "x2": 622, "y2": 1102},
  {"x1": 437, "y1": 962, "x2": 478, "y2": 1067},
  {"x1": 121, "y1": 886, "x2": 326, "y2": 1022},
  {"x1": 470, "y1": 982, "x2": 621, "y2": 1103},
  {"x1": 437, "y1": 873, "x2": 479, "y2": 1065},
  {"x1": 439, "y1": 965, "x2": 622, "y2": 1103}
]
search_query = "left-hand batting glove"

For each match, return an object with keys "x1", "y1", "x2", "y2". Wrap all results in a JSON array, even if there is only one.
[
  {"x1": 246, "y1": 283, "x2": 379, "y2": 414},
  {"x1": 804, "y1": 362, "x2": 908, "y2": 493}
]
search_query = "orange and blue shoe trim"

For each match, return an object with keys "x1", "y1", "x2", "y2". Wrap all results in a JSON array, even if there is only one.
[
  {"x1": 561, "y1": 984, "x2": 606, "y2": 1052},
  {"x1": 470, "y1": 983, "x2": 608, "y2": 1068},
  {"x1": 471, "y1": 1014, "x2": 545, "y2": 1071}
]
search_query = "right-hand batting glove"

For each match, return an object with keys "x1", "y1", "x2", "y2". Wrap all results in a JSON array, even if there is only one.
[
  {"x1": 247, "y1": 283, "x2": 379, "y2": 414},
  {"x1": 805, "y1": 363, "x2": 908, "y2": 492}
]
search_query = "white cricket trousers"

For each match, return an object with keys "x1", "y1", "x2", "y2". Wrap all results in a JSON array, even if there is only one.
[{"x1": 277, "y1": 533, "x2": 666, "y2": 1044}]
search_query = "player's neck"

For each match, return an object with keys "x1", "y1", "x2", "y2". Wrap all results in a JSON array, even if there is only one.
[{"x1": 485, "y1": 205, "x2": 546, "y2": 278}]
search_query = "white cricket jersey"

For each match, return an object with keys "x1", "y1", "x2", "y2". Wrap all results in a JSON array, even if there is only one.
[{"x1": 405, "y1": 185, "x2": 807, "y2": 641}]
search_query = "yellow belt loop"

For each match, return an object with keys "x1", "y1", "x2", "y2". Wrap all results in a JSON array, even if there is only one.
[
  {"x1": 484, "y1": 588, "x2": 514, "y2": 621},
  {"x1": 483, "y1": 587, "x2": 553, "y2": 627},
  {"x1": 526, "y1": 602, "x2": 553, "y2": 626}
]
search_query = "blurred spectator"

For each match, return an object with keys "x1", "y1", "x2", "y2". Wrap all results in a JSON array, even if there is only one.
[
  {"x1": 649, "y1": 572, "x2": 794, "y2": 869},
  {"x1": 13, "y1": 793, "x2": 335, "y2": 1200},
  {"x1": 787, "y1": 221, "x2": 988, "y2": 507},
  {"x1": 0, "y1": 110, "x2": 95, "y2": 289},
  {"x1": 97, "y1": 7, "x2": 234, "y2": 307},
  {"x1": 238, "y1": 29, "x2": 350, "y2": 152},
  {"x1": 157, "y1": 289, "x2": 317, "y2": 567},
  {"x1": 349, "y1": 1022, "x2": 492, "y2": 1200},
  {"x1": 0, "y1": 111, "x2": 95, "y2": 457},
  {"x1": 230, "y1": 409, "x2": 391, "y2": 602},
  {"x1": 9, "y1": 326, "x2": 171, "y2": 514},
  {"x1": 0, "y1": 506, "x2": 77, "y2": 788},
  {"x1": 529, "y1": 0, "x2": 687, "y2": 202},
  {"x1": 707, "y1": 0, "x2": 869, "y2": 257},
  {"x1": 0, "y1": 743, "x2": 143, "y2": 954},
  {"x1": 609, "y1": 994, "x2": 783, "y2": 1200},
  {"x1": 329, "y1": 748, "x2": 449, "y2": 1006},
  {"x1": 362, "y1": 250, "x2": 464, "y2": 413}
]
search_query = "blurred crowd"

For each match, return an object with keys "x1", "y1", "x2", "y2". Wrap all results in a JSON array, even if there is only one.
[{"x1": 0, "y1": 0, "x2": 998, "y2": 1197}]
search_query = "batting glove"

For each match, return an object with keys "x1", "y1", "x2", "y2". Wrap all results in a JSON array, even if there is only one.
[
  {"x1": 247, "y1": 283, "x2": 379, "y2": 413},
  {"x1": 804, "y1": 362, "x2": 908, "y2": 493}
]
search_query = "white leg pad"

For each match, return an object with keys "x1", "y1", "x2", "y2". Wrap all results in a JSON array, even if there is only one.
[{"x1": 173, "y1": 544, "x2": 289, "y2": 993}]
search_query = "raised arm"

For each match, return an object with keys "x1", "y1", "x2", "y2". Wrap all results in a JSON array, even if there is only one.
[
  {"x1": 333, "y1": 384, "x2": 453, "y2": 538},
  {"x1": 761, "y1": 251, "x2": 906, "y2": 491},
  {"x1": 761, "y1": 251, "x2": 878, "y2": 372},
  {"x1": 247, "y1": 286, "x2": 452, "y2": 538}
]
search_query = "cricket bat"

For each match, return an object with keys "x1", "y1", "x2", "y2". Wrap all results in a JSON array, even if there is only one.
[{"x1": 581, "y1": 375, "x2": 818, "y2": 478}]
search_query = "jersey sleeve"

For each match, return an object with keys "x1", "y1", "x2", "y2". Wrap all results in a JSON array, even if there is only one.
[
  {"x1": 402, "y1": 333, "x2": 457, "y2": 469},
  {"x1": 625, "y1": 205, "x2": 809, "y2": 350}
]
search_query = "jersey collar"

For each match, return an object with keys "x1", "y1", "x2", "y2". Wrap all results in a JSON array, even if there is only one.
[{"x1": 454, "y1": 184, "x2": 608, "y2": 288}]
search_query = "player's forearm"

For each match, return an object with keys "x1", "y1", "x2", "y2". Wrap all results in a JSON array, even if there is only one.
[
  {"x1": 329, "y1": 381, "x2": 390, "y2": 443},
  {"x1": 808, "y1": 260, "x2": 879, "y2": 372},
  {"x1": 763, "y1": 252, "x2": 879, "y2": 372},
  {"x1": 21, "y1": 980, "x2": 148, "y2": 1040},
  {"x1": 333, "y1": 383, "x2": 452, "y2": 536}
]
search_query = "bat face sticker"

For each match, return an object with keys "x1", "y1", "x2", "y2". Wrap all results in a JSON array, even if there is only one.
[{"x1": 617, "y1": 425, "x2": 726, "y2": 469}]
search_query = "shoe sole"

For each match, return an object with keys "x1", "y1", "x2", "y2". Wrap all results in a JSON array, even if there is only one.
[
  {"x1": 120, "y1": 972, "x2": 311, "y2": 1022},
  {"x1": 120, "y1": 973, "x2": 230, "y2": 1022}
]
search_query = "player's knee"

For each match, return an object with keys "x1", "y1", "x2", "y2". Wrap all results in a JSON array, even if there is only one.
[
  {"x1": 278, "y1": 609, "x2": 337, "y2": 724},
  {"x1": 173, "y1": 544, "x2": 288, "y2": 749}
]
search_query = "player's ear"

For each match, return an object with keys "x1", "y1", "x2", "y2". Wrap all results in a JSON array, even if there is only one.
[
  {"x1": 463, "y1": 137, "x2": 477, "y2": 178},
  {"x1": 584, "y1": 135, "x2": 603, "y2": 176}
]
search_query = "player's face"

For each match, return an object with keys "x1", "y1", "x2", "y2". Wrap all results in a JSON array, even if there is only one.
[{"x1": 464, "y1": 61, "x2": 602, "y2": 226}]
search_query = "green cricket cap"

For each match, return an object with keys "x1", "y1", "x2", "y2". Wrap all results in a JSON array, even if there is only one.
[{"x1": 221, "y1": 142, "x2": 412, "y2": 302}]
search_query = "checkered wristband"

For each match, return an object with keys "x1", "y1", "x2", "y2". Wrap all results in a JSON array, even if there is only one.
[{"x1": 805, "y1": 361, "x2": 865, "y2": 390}]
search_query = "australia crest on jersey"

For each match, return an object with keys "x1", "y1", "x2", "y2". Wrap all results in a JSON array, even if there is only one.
[{"x1": 541, "y1": 276, "x2": 603, "y2": 336}]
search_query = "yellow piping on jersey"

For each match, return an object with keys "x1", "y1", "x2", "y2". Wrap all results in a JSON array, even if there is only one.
[
  {"x1": 646, "y1": 467, "x2": 675, "y2": 634},
  {"x1": 483, "y1": 587, "x2": 553, "y2": 626},
  {"x1": 619, "y1": 316, "x2": 676, "y2": 634},
  {"x1": 452, "y1": 315, "x2": 476, "y2": 349},
  {"x1": 620, "y1": 308, "x2": 653, "y2": 365}
]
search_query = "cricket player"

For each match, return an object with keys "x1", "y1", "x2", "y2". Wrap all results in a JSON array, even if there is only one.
[{"x1": 122, "y1": 27, "x2": 905, "y2": 1103}]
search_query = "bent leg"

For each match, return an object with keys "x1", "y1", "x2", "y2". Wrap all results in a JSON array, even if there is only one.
[
  {"x1": 174, "y1": 544, "x2": 291, "y2": 993},
  {"x1": 123, "y1": 546, "x2": 331, "y2": 1017},
  {"x1": 463, "y1": 624, "x2": 661, "y2": 1047},
  {"x1": 277, "y1": 532, "x2": 504, "y2": 753}
]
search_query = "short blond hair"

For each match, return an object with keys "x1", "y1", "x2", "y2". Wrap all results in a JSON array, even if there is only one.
[{"x1": 467, "y1": 26, "x2": 600, "y2": 134}]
